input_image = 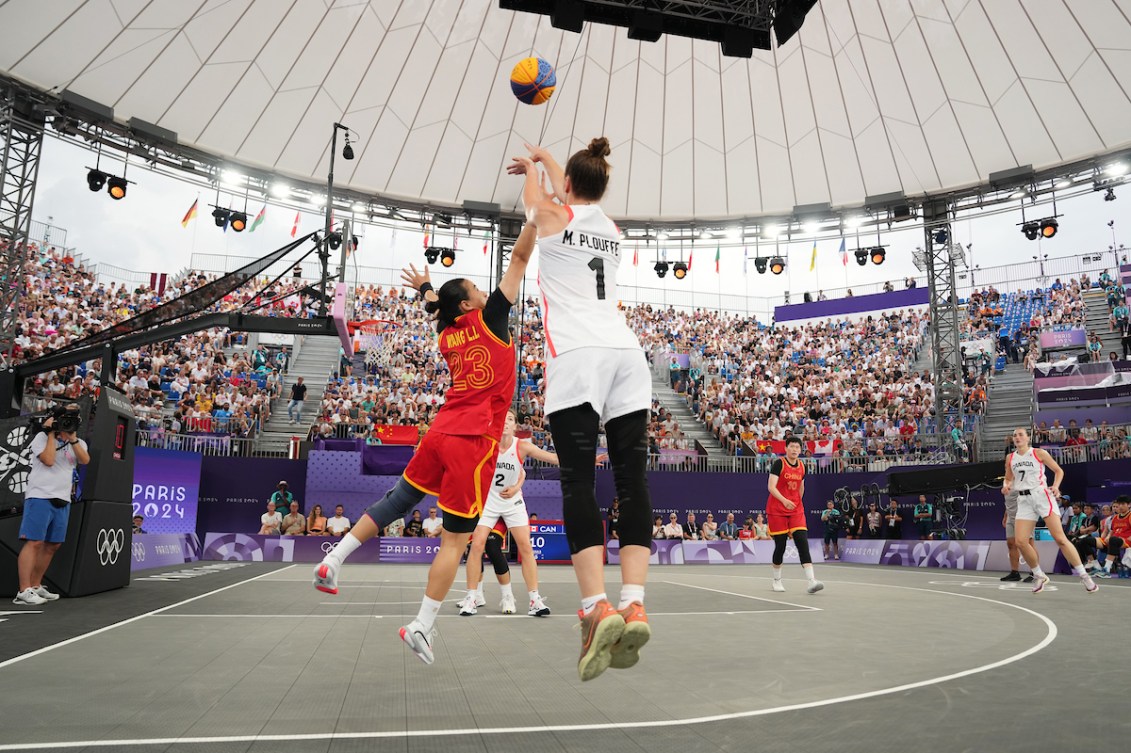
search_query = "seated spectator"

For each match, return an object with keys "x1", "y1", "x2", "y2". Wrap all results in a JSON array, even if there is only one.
[
  {"x1": 652, "y1": 515, "x2": 665, "y2": 539},
  {"x1": 662, "y1": 513, "x2": 684, "y2": 539},
  {"x1": 701, "y1": 513, "x2": 719, "y2": 540},
  {"x1": 259, "y1": 501, "x2": 282, "y2": 535},
  {"x1": 281, "y1": 501, "x2": 306, "y2": 536},
  {"x1": 405, "y1": 509, "x2": 424, "y2": 537},
  {"x1": 422, "y1": 507, "x2": 443, "y2": 538},
  {"x1": 718, "y1": 513, "x2": 739, "y2": 540},
  {"x1": 132, "y1": 515, "x2": 146, "y2": 535},
  {"x1": 307, "y1": 505, "x2": 328, "y2": 536},
  {"x1": 326, "y1": 505, "x2": 351, "y2": 537},
  {"x1": 753, "y1": 513, "x2": 770, "y2": 540},
  {"x1": 738, "y1": 516, "x2": 756, "y2": 540},
  {"x1": 384, "y1": 517, "x2": 405, "y2": 537}
]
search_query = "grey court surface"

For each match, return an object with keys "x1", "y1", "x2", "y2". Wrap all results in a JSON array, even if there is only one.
[{"x1": 0, "y1": 562, "x2": 1126, "y2": 753}]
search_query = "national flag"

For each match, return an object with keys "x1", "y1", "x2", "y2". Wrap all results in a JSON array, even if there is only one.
[
  {"x1": 483, "y1": 234, "x2": 488, "y2": 255},
  {"x1": 181, "y1": 199, "x2": 198, "y2": 228},
  {"x1": 809, "y1": 241, "x2": 818, "y2": 272},
  {"x1": 249, "y1": 205, "x2": 266, "y2": 232},
  {"x1": 632, "y1": 246, "x2": 638, "y2": 267},
  {"x1": 687, "y1": 249, "x2": 693, "y2": 271},
  {"x1": 149, "y1": 273, "x2": 167, "y2": 296},
  {"x1": 423, "y1": 225, "x2": 430, "y2": 248},
  {"x1": 839, "y1": 237, "x2": 847, "y2": 267},
  {"x1": 715, "y1": 245, "x2": 720, "y2": 273},
  {"x1": 290, "y1": 211, "x2": 300, "y2": 238},
  {"x1": 373, "y1": 424, "x2": 419, "y2": 445}
]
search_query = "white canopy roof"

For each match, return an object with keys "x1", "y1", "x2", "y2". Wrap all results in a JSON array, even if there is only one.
[{"x1": 2, "y1": 0, "x2": 1130, "y2": 220}]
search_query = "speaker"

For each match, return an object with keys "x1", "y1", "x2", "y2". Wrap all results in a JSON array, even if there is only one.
[
  {"x1": 888, "y1": 462, "x2": 1004, "y2": 496},
  {"x1": 81, "y1": 387, "x2": 136, "y2": 503}
]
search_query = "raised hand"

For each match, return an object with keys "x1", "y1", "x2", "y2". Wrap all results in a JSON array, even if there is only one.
[{"x1": 400, "y1": 263, "x2": 431, "y2": 292}]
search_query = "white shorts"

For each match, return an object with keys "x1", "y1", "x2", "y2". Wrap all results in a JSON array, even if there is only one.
[
  {"x1": 544, "y1": 347, "x2": 651, "y2": 422},
  {"x1": 1014, "y1": 489, "x2": 1060, "y2": 522},
  {"x1": 478, "y1": 494, "x2": 530, "y2": 530}
]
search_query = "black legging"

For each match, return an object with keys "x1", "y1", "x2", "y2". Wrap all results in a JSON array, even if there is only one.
[
  {"x1": 548, "y1": 405, "x2": 652, "y2": 553},
  {"x1": 772, "y1": 530, "x2": 813, "y2": 566},
  {"x1": 485, "y1": 532, "x2": 509, "y2": 576}
]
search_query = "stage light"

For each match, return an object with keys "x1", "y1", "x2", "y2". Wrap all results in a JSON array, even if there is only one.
[
  {"x1": 933, "y1": 229, "x2": 948, "y2": 245},
  {"x1": 424, "y1": 246, "x2": 441, "y2": 264},
  {"x1": 342, "y1": 134, "x2": 354, "y2": 161},
  {"x1": 106, "y1": 175, "x2": 127, "y2": 200},
  {"x1": 870, "y1": 247, "x2": 886, "y2": 265},
  {"x1": 854, "y1": 248, "x2": 868, "y2": 266},
  {"x1": 86, "y1": 169, "x2": 107, "y2": 192},
  {"x1": 769, "y1": 256, "x2": 786, "y2": 275},
  {"x1": 328, "y1": 231, "x2": 342, "y2": 250},
  {"x1": 754, "y1": 257, "x2": 768, "y2": 275},
  {"x1": 229, "y1": 211, "x2": 248, "y2": 232},
  {"x1": 440, "y1": 248, "x2": 456, "y2": 267},
  {"x1": 654, "y1": 261, "x2": 669, "y2": 279},
  {"x1": 269, "y1": 182, "x2": 290, "y2": 198},
  {"x1": 212, "y1": 207, "x2": 230, "y2": 228},
  {"x1": 672, "y1": 262, "x2": 688, "y2": 279},
  {"x1": 1021, "y1": 221, "x2": 1040, "y2": 241},
  {"x1": 1040, "y1": 218, "x2": 1058, "y2": 238}
]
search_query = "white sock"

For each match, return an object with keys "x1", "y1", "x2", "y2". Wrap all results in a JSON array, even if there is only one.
[
  {"x1": 326, "y1": 533, "x2": 362, "y2": 565},
  {"x1": 772, "y1": 567, "x2": 783, "y2": 581},
  {"x1": 1072, "y1": 564, "x2": 1087, "y2": 577},
  {"x1": 618, "y1": 584, "x2": 645, "y2": 610},
  {"x1": 414, "y1": 596, "x2": 443, "y2": 632},
  {"x1": 500, "y1": 582, "x2": 513, "y2": 599},
  {"x1": 528, "y1": 589, "x2": 541, "y2": 603},
  {"x1": 1031, "y1": 566, "x2": 1046, "y2": 579},
  {"x1": 1103, "y1": 560, "x2": 1113, "y2": 572},
  {"x1": 581, "y1": 593, "x2": 607, "y2": 615},
  {"x1": 802, "y1": 563, "x2": 816, "y2": 583},
  {"x1": 474, "y1": 583, "x2": 485, "y2": 598}
]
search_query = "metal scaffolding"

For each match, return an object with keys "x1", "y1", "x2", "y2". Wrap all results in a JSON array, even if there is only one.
[
  {"x1": 921, "y1": 200, "x2": 965, "y2": 445},
  {"x1": 0, "y1": 87, "x2": 45, "y2": 369}
]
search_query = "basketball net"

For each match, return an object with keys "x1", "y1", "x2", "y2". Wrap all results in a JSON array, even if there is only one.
[{"x1": 358, "y1": 320, "x2": 399, "y2": 368}]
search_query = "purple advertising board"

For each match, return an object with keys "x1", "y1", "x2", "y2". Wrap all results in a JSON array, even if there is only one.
[
  {"x1": 131, "y1": 446, "x2": 203, "y2": 535},
  {"x1": 130, "y1": 533, "x2": 201, "y2": 571},
  {"x1": 1038, "y1": 328, "x2": 1087, "y2": 349},
  {"x1": 774, "y1": 287, "x2": 929, "y2": 323},
  {"x1": 202, "y1": 532, "x2": 382, "y2": 563},
  {"x1": 197, "y1": 456, "x2": 307, "y2": 536},
  {"x1": 607, "y1": 539, "x2": 825, "y2": 565}
]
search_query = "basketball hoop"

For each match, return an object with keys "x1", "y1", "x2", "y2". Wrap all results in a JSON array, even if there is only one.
[{"x1": 358, "y1": 320, "x2": 399, "y2": 367}]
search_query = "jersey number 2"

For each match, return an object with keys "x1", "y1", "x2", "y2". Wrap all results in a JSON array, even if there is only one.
[
  {"x1": 587, "y1": 257, "x2": 606, "y2": 300},
  {"x1": 494, "y1": 473, "x2": 505, "y2": 488}
]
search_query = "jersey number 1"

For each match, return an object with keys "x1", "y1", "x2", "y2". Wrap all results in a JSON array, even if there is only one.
[{"x1": 587, "y1": 257, "x2": 606, "y2": 300}]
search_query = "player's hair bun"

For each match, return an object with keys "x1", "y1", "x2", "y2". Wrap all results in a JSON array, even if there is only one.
[
  {"x1": 588, "y1": 137, "x2": 611, "y2": 159},
  {"x1": 423, "y1": 298, "x2": 440, "y2": 315}
]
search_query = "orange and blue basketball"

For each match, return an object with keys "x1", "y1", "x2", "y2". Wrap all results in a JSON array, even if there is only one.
[{"x1": 510, "y1": 57, "x2": 556, "y2": 105}]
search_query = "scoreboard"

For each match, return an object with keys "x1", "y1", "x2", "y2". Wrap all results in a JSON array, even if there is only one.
[{"x1": 525, "y1": 520, "x2": 573, "y2": 564}]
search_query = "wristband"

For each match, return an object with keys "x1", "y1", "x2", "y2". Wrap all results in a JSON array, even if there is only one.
[
  {"x1": 418, "y1": 282, "x2": 434, "y2": 296},
  {"x1": 69, "y1": 440, "x2": 79, "y2": 446}
]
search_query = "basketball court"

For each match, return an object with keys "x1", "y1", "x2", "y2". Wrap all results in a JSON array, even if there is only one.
[{"x1": 1, "y1": 562, "x2": 1120, "y2": 752}]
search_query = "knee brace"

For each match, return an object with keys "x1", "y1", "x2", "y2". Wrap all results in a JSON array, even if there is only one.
[
  {"x1": 772, "y1": 533, "x2": 789, "y2": 566},
  {"x1": 485, "y1": 534, "x2": 510, "y2": 576},
  {"x1": 549, "y1": 405, "x2": 605, "y2": 554},
  {"x1": 365, "y1": 477, "x2": 426, "y2": 529},
  {"x1": 792, "y1": 530, "x2": 813, "y2": 565},
  {"x1": 605, "y1": 410, "x2": 653, "y2": 549}
]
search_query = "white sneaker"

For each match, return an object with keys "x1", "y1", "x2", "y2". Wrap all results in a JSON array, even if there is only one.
[
  {"x1": 473, "y1": 591, "x2": 486, "y2": 608},
  {"x1": 528, "y1": 595, "x2": 551, "y2": 617},
  {"x1": 500, "y1": 592, "x2": 517, "y2": 614},
  {"x1": 398, "y1": 620, "x2": 436, "y2": 665},
  {"x1": 458, "y1": 594, "x2": 478, "y2": 616},
  {"x1": 771, "y1": 580, "x2": 786, "y2": 593},
  {"x1": 12, "y1": 588, "x2": 46, "y2": 606},
  {"x1": 313, "y1": 559, "x2": 339, "y2": 594},
  {"x1": 1083, "y1": 575, "x2": 1099, "y2": 593},
  {"x1": 33, "y1": 586, "x2": 59, "y2": 601},
  {"x1": 807, "y1": 580, "x2": 825, "y2": 594}
]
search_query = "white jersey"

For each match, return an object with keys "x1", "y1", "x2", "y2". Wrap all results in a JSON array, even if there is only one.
[
  {"x1": 1009, "y1": 449, "x2": 1048, "y2": 492},
  {"x1": 487, "y1": 438, "x2": 524, "y2": 505},
  {"x1": 537, "y1": 204, "x2": 642, "y2": 356}
]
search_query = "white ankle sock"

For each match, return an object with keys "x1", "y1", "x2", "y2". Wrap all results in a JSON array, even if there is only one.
[
  {"x1": 772, "y1": 567, "x2": 783, "y2": 581},
  {"x1": 1072, "y1": 564, "x2": 1087, "y2": 577},
  {"x1": 415, "y1": 596, "x2": 443, "y2": 631},
  {"x1": 802, "y1": 563, "x2": 816, "y2": 582},
  {"x1": 581, "y1": 593, "x2": 607, "y2": 615},
  {"x1": 528, "y1": 590, "x2": 540, "y2": 603},
  {"x1": 1031, "y1": 566, "x2": 1046, "y2": 579},
  {"x1": 327, "y1": 533, "x2": 362, "y2": 565},
  {"x1": 500, "y1": 582, "x2": 513, "y2": 599},
  {"x1": 618, "y1": 584, "x2": 645, "y2": 610}
]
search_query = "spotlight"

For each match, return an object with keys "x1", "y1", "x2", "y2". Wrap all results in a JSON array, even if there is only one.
[
  {"x1": 106, "y1": 175, "x2": 127, "y2": 200},
  {"x1": 440, "y1": 248, "x2": 456, "y2": 267},
  {"x1": 212, "y1": 207, "x2": 230, "y2": 227},
  {"x1": 424, "y1": 246, "x2": 441, "y2": 264},
  {"x1": 1040, "y1": 218, "x2": 1058, "y2": 238},
  {"x1": 342, "y1": 134, "x2": 354, "y2": 161},
  {"x1": 933, "y1": 229, "x2": 948, "y2": 245},
  {"x1": 86, "y1": 169, "x2": 107, "y2": 192},
  {"x1": 854, "y1": 248, "x2": 868, "y2": 266},
  {"x1": 328, "y1": 231, "x2": 342, "y2": 250},
  {"x1": 754, "y1": 257, "x2": 768, "y2": 275},
  {"x1": 229, "y1": 211, "x2": 248, "y2": 232},
  {"x1": 769, "y1": 256, "x2": 786, "y2": 275},
  {"x1": 870, "y1": 247, "x2": 886, "y2": 265},
  {"x1": 672, "y1": 262, "x2": 688, "y2": 280},
  {"x1": 654, "y1": 261, "x2": 669, "y2": 279},
  {"x1": 1021, "y1": 221, "x2": 1040, "y2": 241},
  {"x1": 1104, "y1": 187, "x2": 1116, "y2": 202}
]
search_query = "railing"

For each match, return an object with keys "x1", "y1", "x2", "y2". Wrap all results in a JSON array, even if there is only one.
[
  {"x1": 1043, "y1": 441, "x2": 1131, "y2": 465},
  {"x1": 136, "y1": 429, "x2": 289, "y2": 457}
]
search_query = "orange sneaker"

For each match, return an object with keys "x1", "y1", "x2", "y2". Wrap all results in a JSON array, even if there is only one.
[
  {"x1": 577, "y1": 600, "x2": 625, "y2": 682},
  {"x1": 610, "y1": 602, "x2": 651, "y2": 670}
]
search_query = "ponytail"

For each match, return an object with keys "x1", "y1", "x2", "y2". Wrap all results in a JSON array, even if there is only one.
[
  {"x1": 565, "y1": 136, "x2": 612, "y2": 201},
  {"x1": 426, "y1": 278, "x2": 471, "y2": 333}
]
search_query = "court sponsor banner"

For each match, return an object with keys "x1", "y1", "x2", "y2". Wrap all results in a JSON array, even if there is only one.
[
  {"x1": 130, "y1": 532, "x2": 201, "y2": 571},
  {"x1": 1038, "y1": 328, "x2": 1087, "y2": 349},
  {"x1": 837, "y1": 540, "x2": 887, "y2": 564},
  {"x1": 201, "y1": 532, "x2": 380, "y2": 563},
  {"x1": 608, "y1": 539, "x2": 826, "y2": 565},
  {"x1": 131, "y1": 447, "x2": 202, "y2": 535},
  {"x1": 838, "y1": 539, "x2": 1062, "y2": 571},
  {"x1": 378, "y1": 538, "x2": 441, "y2": 563}
]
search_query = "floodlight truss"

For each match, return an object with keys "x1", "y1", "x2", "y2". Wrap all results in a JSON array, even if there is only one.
[
  {"x1": 0, "y1": 86, "x2": 45, "y2": 369},
  {"x1": 923, "y1": 204, "x2": 965, "y2": 442},
  {"x1": 583, "y1": 0, "x2": 776, "y2": 30}
]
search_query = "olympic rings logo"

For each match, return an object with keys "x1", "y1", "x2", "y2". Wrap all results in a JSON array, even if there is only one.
[
  {"x1": 320, "y1": 541, "x2": 338, "y2": 555},
  {"x1": 96, "y1": 528, "x2": 125, "y2": 566},
  {"x1": 132, "y1": 541, "x2": 146, "y2": 562}
]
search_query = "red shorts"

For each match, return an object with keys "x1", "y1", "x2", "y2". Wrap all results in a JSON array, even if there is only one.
[
  {"x1": 767, "y1": 509, "x2": 807, "y2": 536},
  {"x1": 403, "y1": 432, "x2": 499, "y2": 522}
]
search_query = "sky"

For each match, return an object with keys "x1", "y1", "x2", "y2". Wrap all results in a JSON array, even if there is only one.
[{"x1": 29, "y1": 135, "x2": 1130, "y2": 317}]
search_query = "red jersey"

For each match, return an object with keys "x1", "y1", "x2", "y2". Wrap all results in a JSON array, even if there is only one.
[
  {"x1": 768, "y1": 458, "x2": 805, "y2": 515},
  {"x1": 429, "y1": 307, "x2": 516, "y2": 442},
  {"x1": 1110, "y1": 512, "x2": 1131, "y2": 542}
]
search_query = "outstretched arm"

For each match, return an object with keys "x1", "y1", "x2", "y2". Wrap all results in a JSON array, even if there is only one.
[
  {"x1": 519, "y1": 439, "x2": 558, "y2": 465},
  {"x1": 497, "y1": 222, "x2": 537, "y2": 304}
]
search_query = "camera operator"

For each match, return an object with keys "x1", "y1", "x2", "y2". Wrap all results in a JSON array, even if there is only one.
[{"x1": 13, "y1": 406, "x2": 89, "y2": 606}]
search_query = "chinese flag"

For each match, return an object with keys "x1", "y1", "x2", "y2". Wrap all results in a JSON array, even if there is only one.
[{"x1": 374, "y1": 424, "x2": 418, "y2": 445}]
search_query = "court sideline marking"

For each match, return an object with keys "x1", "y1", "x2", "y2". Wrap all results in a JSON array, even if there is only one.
[
  {"x1": 0, "y1": 579, "x2": 1057, "y2": 750},
  {"x1": 660, "y1": 579, "x2": 823, "y2": 611},
  {"x1": 0, "y1": 565, "x2": 298, "y2": 671}
]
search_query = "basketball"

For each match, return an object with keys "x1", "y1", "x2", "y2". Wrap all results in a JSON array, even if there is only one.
[{"x1": 510, "y1": 57, "x2": 556, "y2": 105}]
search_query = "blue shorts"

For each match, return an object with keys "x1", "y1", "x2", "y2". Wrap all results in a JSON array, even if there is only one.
[{"x1": 19, "y1": 498, "x2": 70, "y2": 543}]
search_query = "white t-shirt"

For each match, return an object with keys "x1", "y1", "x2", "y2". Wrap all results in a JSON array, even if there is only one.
[
  {"x1": 26, "y1": 432, "x2": 87, "y2": 500},
  {"x1": 327, "y1": 515, "x2": 351, "y2": 534},
  {"x1": 422, "y1": 517, "x2": 443, "y2": 536},
  {"x1": 260, "y1": 511, "x2": 282, "y2": 533}
]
